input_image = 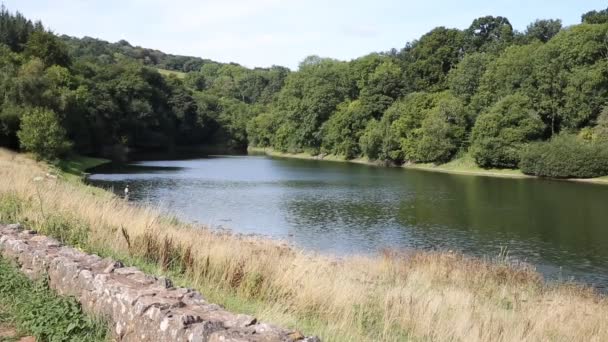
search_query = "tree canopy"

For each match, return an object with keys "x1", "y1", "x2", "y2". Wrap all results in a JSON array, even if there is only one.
[{"x1": 1, "y1": 6, "x2": 608, "y2": 178}]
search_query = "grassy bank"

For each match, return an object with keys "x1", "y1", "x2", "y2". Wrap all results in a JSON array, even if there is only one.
[
  {"x1": 54, "y1": 154, "x2": 110, "y2": 183},
  {"x1": 0, "y1": 257, "x2": 107, "y2": 341},
  {"x1": 250, "y1": 146, "x2": 608, "y2": 184},
  {"x1": 1, "y1": 148, "x2": 608, "y2": 341}
]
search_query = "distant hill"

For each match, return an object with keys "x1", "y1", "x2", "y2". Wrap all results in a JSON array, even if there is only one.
[{"x1": 60, "y1": 35, "x2": 217, "y2": 72}]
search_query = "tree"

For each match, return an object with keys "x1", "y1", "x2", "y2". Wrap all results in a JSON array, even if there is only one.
[
  {"x1": 17, "y1": 107, "x2": 72, "y2": 160},
  {"x1": 247, "y1": 111, "x2": 277, "y2": 147},
  {"x1": 24, "y1": 29, "x2": 70, "y2": 67},
  {"x1": 562, "y1": 61, "x2": 608, "y2": 129},
  {"x1": 359, "y1": 60, "x2": 405, "y2": 117},
  {"x1": 448, "y1": 53, "x2": 492, "y2": 103},
  {"x1": 401, "y1": 27, "x2": 465, "y2": 91},
  {"x1": 0, "y1": 6, "x2": 34, "y2": 52},
  {"x1": 387, "y1": 92, "x2": 446, "y2": 162},
  {"x1": 465, "y1": 16, "x2": 514, "y2": 53},
  {"x1": 471, "y1": 43, "x2": 539, "y2": 113},
  {"x1": 525, "y1": 19, "x2": 562, "y2": 43},
  {"x1": 414, "y1": 94, "x2": 469, "y2": 163},
  {"x1": 270, "y1": 57, "x2": 351, "y2": 152},
  {"x1": 470, "y1": 94, "x2": 545, "y2": 168},
  {"x1": 321, "y1": 100, "x2": 371, "y2": 158},
  {"x1": 582, "y1": 8, "x2": 608, "y2": 24}
]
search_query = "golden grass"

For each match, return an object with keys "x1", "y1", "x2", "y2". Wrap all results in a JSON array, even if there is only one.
[{"x1": 0, "y1": 148, "x2": 607, "y2": 341}]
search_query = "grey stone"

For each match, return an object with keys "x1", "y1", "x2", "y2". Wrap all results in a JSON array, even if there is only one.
[{"x1": 0, "y1": 224, "x2": 320, "y2": 342}]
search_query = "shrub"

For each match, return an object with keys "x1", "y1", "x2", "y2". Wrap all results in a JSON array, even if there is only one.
[
  {"x1": 520, "y1": 134, "x2": 608, "y2": 178},
  {"x1": 17, "y1": 107, "x2": 72, "y2": 160}
]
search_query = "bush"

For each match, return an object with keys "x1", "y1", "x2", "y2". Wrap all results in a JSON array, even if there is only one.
[
  {"x1": 520, "y1": 134, "x2": 608, "y2": 178},
  {"x1": 17, "y1": 107, "x2": 72, "y2": 160}
]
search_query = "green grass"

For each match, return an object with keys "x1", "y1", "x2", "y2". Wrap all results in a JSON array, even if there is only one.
[
  {"x1": 251, "y1": 147, "x2": 608, "y2": 182},
  {"x1": 156, "y1": 68, "x2": 186, "y2": 79},
  {"x1": 54, "y1": 155, "x2": 109, "y2": 182},
  {"x1": 0, "y1": 257, "x2": 108, "y2": 342},
  {"x1": 409, "y1": 154, "x2": 528, "y2": 178}
]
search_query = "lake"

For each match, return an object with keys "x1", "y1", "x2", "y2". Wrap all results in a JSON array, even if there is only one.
[{"x1": 87, "y1": 155, "x2": 608, "y2": 289}]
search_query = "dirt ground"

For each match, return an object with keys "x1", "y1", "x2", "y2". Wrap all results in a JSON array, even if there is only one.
[{"x1": 0, "y1": 307, "x2": 33, "y2": 342}]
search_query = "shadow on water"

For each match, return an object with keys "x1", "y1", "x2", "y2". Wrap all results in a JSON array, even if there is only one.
[
  {"x1": 87, "y1": 155, "x2": 608, "y2": 290},
  {"x1": 89, "y1": 163, "x2": 183, "y2": 174}
]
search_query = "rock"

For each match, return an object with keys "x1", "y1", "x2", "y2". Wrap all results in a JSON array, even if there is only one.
[
  {"x1": 288, "y1": 331, "x2": 305, "y2": 341},
  {"x1": 18, "y1": 337, "x2": 36, "y2": 342},
  {"x1": 102, "y1": 260, "x2": 124, "y2": 274}
]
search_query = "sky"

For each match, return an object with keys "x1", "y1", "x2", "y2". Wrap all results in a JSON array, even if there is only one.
[{"x1": 3, "y1": 0, "x2": 607, "y2": 70}]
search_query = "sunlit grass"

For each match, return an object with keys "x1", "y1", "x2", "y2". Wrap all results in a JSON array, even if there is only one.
[
  {"x1": 251, "y1": 146, "x2": 608, "y2": 184},
  {"x1": 53, "y1": 154, "x2": 109, "y2": 183},
  {"x1": 1, "y1": 148, "x2": 607, "y2": 341},
  {"x1": 156, "y1": 68, "x2": 186, "y2": 79}
]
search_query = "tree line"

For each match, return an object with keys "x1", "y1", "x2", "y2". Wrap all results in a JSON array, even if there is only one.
[
  {"x1": 1, "y1": 5, "x2": 608, "y2": 178},
  {"x1": 0, "y1": 5, "x2": 287, "y2": 160},
  {"x1": 248, "y1": 9, "x2": 608, "y2": 178}
]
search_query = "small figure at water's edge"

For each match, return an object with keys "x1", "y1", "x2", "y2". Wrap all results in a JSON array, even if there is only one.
[{"x1": 124, "y1": 184, "x2": 129, "y2": 200}]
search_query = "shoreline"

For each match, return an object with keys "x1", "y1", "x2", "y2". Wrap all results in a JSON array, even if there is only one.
[
  {"x1": 2, "y1": 148, "x2": 608, "y2": 341},
  {"x1": 248, "y1": 146, "x2": 608, "y2": 185}
]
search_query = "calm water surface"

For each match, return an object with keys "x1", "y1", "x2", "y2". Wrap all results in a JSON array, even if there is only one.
[{"x1": 88, "y1": 155, "x2": 608, "y2": 288}]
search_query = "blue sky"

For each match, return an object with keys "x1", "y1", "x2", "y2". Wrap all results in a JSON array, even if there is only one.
[{"x1": 3, "y1": 1, "x2": 607, "y2": 69}]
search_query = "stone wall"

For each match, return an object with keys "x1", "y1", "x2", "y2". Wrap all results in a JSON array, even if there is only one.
[{"x1": 0, "y1": 224, "x2": 319, "y2": 342}]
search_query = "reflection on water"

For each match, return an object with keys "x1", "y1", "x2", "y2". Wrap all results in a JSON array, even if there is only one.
[{"x1": 88, "y1": 155, "x2": 608, "y2": 289}]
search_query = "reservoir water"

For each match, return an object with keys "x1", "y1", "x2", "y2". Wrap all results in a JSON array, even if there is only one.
[{"x1": 87, "y1": 155, "x2": 608, "y2": 289}]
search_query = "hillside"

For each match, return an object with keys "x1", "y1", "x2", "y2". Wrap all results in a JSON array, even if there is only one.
[{"x1": 2, "y1": 5, "x2": 608, "y2": 179}]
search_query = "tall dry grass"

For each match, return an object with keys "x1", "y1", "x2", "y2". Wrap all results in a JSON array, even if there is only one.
[{"x1": 0, "y1": 148, "x2": 606, "y2": 341}]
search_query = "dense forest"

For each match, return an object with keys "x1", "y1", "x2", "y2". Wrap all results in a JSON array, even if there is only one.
[{"x1": 2, "y1": 5, "x2": 608, "y2": 178}]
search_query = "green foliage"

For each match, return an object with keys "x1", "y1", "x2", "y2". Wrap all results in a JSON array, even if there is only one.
[
  {"x1": 389, "y1": 92, "x2": 452, "y2": 162},
  {"x1": 472, "y1": 43, "x2": 538, "y2": 112},
  {"x1": 359, "y1": 60, "x2": 405, "y2": 117},
  {"x1": 247, "y1": 111, "x2": 276, "y2": 147},
  {"x1": 17, "y1": 107, "x2": 72, "y2": 160},
  {"x1": 321, "y1": 100, "x2": 371, "y2": 158},
  {"x1": 0, "y1": 192, "x2": 22, "y2": 222},
  {"x1": 62, "y1": 35, "x2": 209, "y2": 72},
  {"x1": 38, "y1": 214, "x2": 90, "y2": 248},
  {"x1": 521, "y1": 134, "x2": 608, "y2": 178},
  {"x1": 0, "y1": 257, "x2": 107, "y2": 341},
  {"x1": 464, "y1": 16, "x2": 514, "y2": 53},
  {"x1": 2, "y1": 5, "x2": 608, "y2": 178},
  {"x1": 525, "y1": 19, "x2": 562, "y2": 43},
  {"x1": 414, "y1": 95, "x2": 469, "y2": 163},
  {"x1": 0, "y1": 5, "x2": 34, "y2": 52},
  {"x1": 471, "y1": 94, "x2": 544, "y2": 168},
  {"x1": 448, "y1": 53, "x2": 492, "y2": 103},
  {"x1": 582, "y1": 8, "x2": 608, "y2": 24},
  {"x1": 401, "y1": 27, "x2": 464, "y2": 92},
  {"x1": 24, "y1": 29, "x2": 70, "y2": 67},
  {"x1": 272, "y1": 57, "x2": 351, "y2": 152}
]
